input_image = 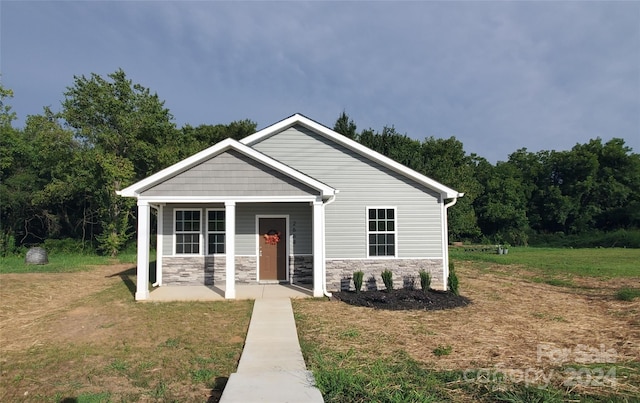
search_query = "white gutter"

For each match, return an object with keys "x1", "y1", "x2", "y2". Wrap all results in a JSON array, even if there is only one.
[
  {"x1": 442, "y1": 193, "x2": 464, "y2": 289},
  {"x1": 322, "y1": 192, "x2": 339, "y2": 298}
]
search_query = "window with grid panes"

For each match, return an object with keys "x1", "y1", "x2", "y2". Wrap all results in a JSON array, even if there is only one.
[
  {"x1": 175, "y1": 210, "x2": 200, "y2": 254},
  {"x1": 367, "y1": 207, "x2": 396, "y2": 257},
  {"x1": 207, "y1": 210, "x2": 225, "y2": 254}
]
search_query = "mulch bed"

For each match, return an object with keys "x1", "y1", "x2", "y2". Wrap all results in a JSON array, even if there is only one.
[{"x1": 332, "y1": 289, "x2": 472, "y2": 311}]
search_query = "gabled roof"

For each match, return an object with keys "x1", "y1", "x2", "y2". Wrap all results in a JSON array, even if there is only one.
[
  {"x1": 241, "y1": 113, "x2": 463, "y2": 199},
  {"x1": 117, "y1": 138, "x2": 336, "y2": 198}
]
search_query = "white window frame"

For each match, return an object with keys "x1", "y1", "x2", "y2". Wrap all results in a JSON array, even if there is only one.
[
  {"x1": 366, "y1": 206, "x2": 397, "y2": 258},
  {"x1": 206, "y1": 208, "x2": 226, "y2": 255},
  {"x1": 174, "y1": 208, "x2": 202, "y2": 255}
]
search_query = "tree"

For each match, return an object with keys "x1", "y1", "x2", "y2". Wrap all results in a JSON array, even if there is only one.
[
  {"x1": 474, "y1": 159, "x2": 529, "y2": 245},
  {"x1": 419, "y1": 137, "x2": 482, "y2": 241},
  {"x1": 333, "y1": 110, "x2": 358, "y2": 140},
  {"x1": 180, "y1": 120, "x2": 257, "y2": 157},
  {"x1": 0, "y1": 84, "x2": 27, "y2": 253},
  {"x1": 60, "y1": 69, "x2": 177, "y2": 255},
  {"x1": 61, "y1": 69, "x2": 178, "y2": 178}
]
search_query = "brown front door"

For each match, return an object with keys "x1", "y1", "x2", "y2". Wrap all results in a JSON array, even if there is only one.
[{"x1": 259, "y1": 218, "x2": 287, "y2": 281}]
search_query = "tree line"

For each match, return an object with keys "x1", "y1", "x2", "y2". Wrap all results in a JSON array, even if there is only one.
[
  {"x1": 334, "y1": 112, "x2": 640, "y2": 247},
  {"x1": 2, "y1": 70, "x2": 639, "y2": 256}
]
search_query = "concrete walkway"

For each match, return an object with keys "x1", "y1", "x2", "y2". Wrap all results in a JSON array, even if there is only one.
[{"x1": 220, "y1": 298, "x2": 324, "y2": 403}]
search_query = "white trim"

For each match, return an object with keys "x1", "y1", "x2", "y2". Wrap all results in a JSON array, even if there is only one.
[
  {"x1": 116, "y1": 138, "x2": 336, "y2": 198},
  {"x1": 225, "y1": 201, "x2": 236, "y2": 299},
  {"x1": 156, "y1": 204, "x2": 163, "y2": 286},
  {"x1": 173, "y1": 208, "x2": 203, "y2": 256},
  {"x1": 312, "y1": 201, "x2": 324, "y2": 297},
  {"x1": 241, "y1": 114, "x2": 462, "y2": 199},
  {"x1": 205, "y1": 208, "x2": 226, "y2": 255},
  {"x1": 135, "y1": 201, "x2": 150, "y2": 300},
  {"x1": 256, "y1": 215, "x2": 290, "y2": 282},
  {"x1": 136, "y1": 195, "x2": 319, "y2": 204},
  {"x1": 365, "y1": 206, "x2": 398, "y2": 258}
]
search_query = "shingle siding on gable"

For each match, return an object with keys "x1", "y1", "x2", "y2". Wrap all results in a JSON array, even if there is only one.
[
  {"x1": 141, "y1": 149, "x2": 319, "y2": 197},
  {"x1": 251, "y1": 125, "x2": 445, "y2": 259}
]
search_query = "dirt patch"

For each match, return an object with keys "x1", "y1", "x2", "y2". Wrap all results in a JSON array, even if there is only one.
[{"x1": 333, "y1": 289, "x2": 471, "y2": 310}]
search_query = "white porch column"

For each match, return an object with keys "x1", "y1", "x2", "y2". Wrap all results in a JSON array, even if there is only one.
[
  {"x1": 312, "y1": 200, "x2": 324, "y2": 297},
  {"x1": 155, "y1": 204, "x2": 163, "y2": 286},
  {"x1": 136, "y1": 200, "x2": 151, "y2": 301},
  {"x1": 225, "y1": 201, "x2": 236, "y2": 299}
]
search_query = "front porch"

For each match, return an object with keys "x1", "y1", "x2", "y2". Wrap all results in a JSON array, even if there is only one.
[{"x1": 145, "y1": 283, "x2": 314, "y2": 301}]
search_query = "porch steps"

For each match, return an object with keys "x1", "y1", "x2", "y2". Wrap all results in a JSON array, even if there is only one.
[{"x1": 219, "y1": 298, "x2": 324, "y2": 403}]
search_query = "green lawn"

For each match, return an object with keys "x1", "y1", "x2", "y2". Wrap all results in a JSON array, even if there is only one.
[
  {"x1": 0, "y1": 252, "x2": 137, "y2": 274},
  {"x1": 450, "y1": 247, "x2": 640, "y2": 278}
]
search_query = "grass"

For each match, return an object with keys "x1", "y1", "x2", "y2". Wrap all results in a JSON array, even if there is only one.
[
  {"x1": 616, "y1": 287, "x2": 640, "y2": 301},
  {"x1": 0, "y1": 251, "x2": 137, "y2": 273},
  {"x1": 1, "y1": 266, "x2": 253, "y2": 402},
  {"x1": 303, "y1": 347, "x2": 458, "y2": 402},
  {"x1": 432, "y1": 345, "x2": 452, "y2": 357},
  {"x1": 3, "y1": 248, "x2": 638, "y2": 402},
  {"x1": 294, "y1": 247, "x2": 640, "y2": 402},
  {"x1": 449, "y1": 247, "x2": 640, "y2": 278},
  {"x1": 297, "y1": 325, "x2": 633, "y2": 403}
]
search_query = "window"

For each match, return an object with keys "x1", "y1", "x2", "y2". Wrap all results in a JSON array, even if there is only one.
[
  {"x1": 367, "y1": 207, "x2": 396, "y2": 257},
  {"x1": 175, "y1": 210, "x2": 201, "y2": 254},
  {"x1": 207, "y1": 210, "x2": 225, "y2": 254}
]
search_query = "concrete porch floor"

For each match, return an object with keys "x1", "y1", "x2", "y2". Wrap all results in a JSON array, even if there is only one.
[{"x1": 145, "y1": 283, "x2": 315, "y2": 301}]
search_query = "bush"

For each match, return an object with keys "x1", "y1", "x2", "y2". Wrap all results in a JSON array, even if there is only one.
[
  {"x1": 528, "y1": 229, "x2": 640, "y2": 248},
  {"x1": 419, "y1": 270, "x2": 431, "y2": 293},
  {"x1": 352, "y1": 271, "x2": 364, "y2": 293},
  {"x1": 381, "y1": 270, "x2": 393, "y2": 291},
  {"x1": 0, "y1": 233, "x2": 20, "y2": 257},
  {"x1": 448, "y1": 262, "x2": 459, "y2": 295},
  {"x1": 43, "y1": 238, "x2": 95, "y2": 254}
]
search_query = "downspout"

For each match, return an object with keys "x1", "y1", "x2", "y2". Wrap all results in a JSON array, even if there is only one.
[
  {"x1": 322, "y1": 193, "x2": 338, "y2": 298},
  {"x1": 442, "y1": 193, "x2": 464, "y2": 289}
]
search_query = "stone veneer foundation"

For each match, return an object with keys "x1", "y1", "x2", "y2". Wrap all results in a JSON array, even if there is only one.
[
  {"x1": 161, "y1": 256, "x2": 444, "y2": 290},
  {"x1": 162, "y1": 255, "x2": 314, "y2": 286},
  {"x1": 325, "y1": 258, "x2": 445, "y2": 292}
]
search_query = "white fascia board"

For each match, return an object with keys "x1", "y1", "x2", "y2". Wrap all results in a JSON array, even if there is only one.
[
  {"x1": 136, "y1": 195, "x2": 319, "y2": 204},
  {"x1": 241, "y1": 113, "x2": 462, "y2": 199},
  {"x1": 117, "y1": 137, "x2": 335, "y2": 198}
]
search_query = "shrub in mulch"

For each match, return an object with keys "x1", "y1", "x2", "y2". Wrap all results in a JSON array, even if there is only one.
[{"x1": 332, "y1": 288, "x2": 471, "y2": 311}]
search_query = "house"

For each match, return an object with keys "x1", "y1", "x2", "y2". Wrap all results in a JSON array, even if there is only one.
[{"x1": 117, "y1": 114, "x2": 463, "y2": 300}]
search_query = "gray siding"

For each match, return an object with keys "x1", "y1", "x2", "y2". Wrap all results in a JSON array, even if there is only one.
[
  {"x1": 252, "y1": 125, "x2": 444, "y2": 259},
  {"x1": 142, "y1": 149, "x2": 318, "y2": 197},
  {"x1": 161, "y1": 202, "x2": 312, "y2": 256}
]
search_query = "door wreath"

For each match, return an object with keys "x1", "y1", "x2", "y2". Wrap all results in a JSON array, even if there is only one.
[{"x1": 263, "y1": 230, "x2": 281, "y2": 245}]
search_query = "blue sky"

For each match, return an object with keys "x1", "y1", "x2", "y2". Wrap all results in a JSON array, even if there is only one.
[{"x1": 2, "y1": 1, "x2": 639, "y2": 163}]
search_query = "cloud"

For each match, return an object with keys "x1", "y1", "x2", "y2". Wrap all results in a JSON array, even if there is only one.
[{"x1": 2, "y1": 1, "x2": 638, "y2": 162}]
